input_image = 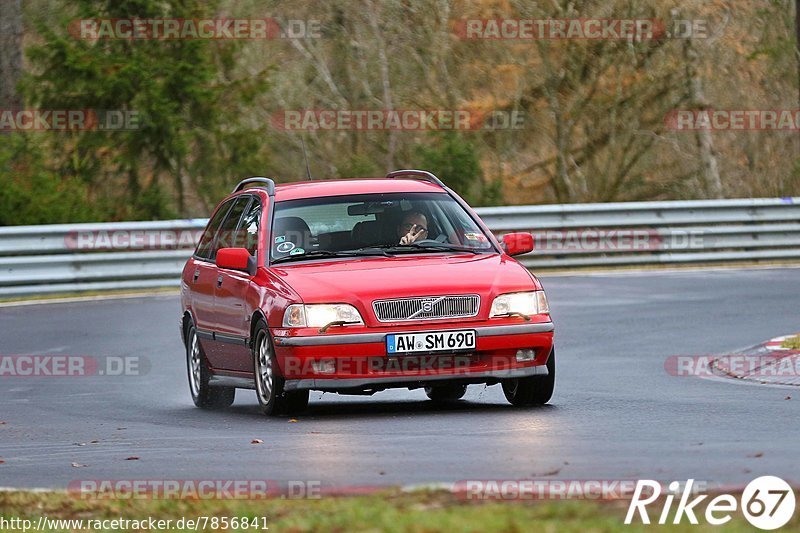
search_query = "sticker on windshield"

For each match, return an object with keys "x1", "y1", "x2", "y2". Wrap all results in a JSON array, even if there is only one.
[
  {"x1": 274, "y1": 235, "x2": 286, "y2": 244},
  {"x1": 290, "y1": 248, "x2": 305, "y2": 256},
  {"x1": 275, "y1": 241, "x2": 295, "y2": 253},
  {"x1": 464, "y1": 232, "x2": 487, "y2": 242}
]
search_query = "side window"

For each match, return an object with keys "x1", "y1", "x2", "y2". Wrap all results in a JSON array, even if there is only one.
[
  {"x1": 195, "y1": 199, "x2": 234, "y2": 260},
  {"x1": 237, "y1": 197, "x2": 262, "y2": 256},
  {"x1": 212, "y1": 196, "x2": 250, "y2": 259}
]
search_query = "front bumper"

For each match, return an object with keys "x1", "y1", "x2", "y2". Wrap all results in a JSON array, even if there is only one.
[
  {"x1": 274, "y1": 322, "x2": 553, "y2": 347},
  {"x1": 284, "y1": 363, "x2": 548, "y2": 391},
  {"x1": 274, "y1": 321, "x2": 554, "y2": 392}
]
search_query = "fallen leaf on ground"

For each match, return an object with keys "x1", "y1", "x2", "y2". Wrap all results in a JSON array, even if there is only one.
[
  {"x1": 125, "y1": 456, "x2": 139, "y2": 461},
  {"x1": 747, "y1": 452, "x2": 764, "y2": 458},
  {"x1": 535, "y1": 468, "x2": 561, "y2": 477},
  {"x1": 251, "y1": 439, "x2": 263, "y2": 444}
]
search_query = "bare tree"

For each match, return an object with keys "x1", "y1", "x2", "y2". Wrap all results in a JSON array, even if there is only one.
[
  {"x1": 683, "y1": 37, "x2": 723, "y2": 198},
  {"x1": 796, "y1": 0, "x2": 800, "y2": 110}
]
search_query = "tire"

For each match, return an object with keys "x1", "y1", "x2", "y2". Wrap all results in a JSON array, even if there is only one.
[
  {"x1": 253, "y1": 321, "x2": 309, "y2": 416},
  {"x1": 424, "y1": 383, "x2": 468, "y2": 402},
  {"x1": 502, "y1": 348, "x2": 556, "y2": 406},
  {"x1": 186, "y1": 322, "x2": 235, "y2": 409}
]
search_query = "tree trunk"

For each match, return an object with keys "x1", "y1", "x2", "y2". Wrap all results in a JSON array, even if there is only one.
[
  {"x1": 796, "y1": 0, "x2": 800, "y2": 108},
  {"x1": 0, "y1": 0, "x2": 23, "y2": 111},
  {"x1": 795, "y1": 0, "x2": 800, "y2": 154},
  {"x1": 683, "y1": 37, "x2": 723, "y2": 199},
  {"x1": 366, "y1": 0, "x2": 396, "y2": 172}
]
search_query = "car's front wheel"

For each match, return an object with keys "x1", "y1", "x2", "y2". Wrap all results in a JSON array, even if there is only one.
[
  {"x1": 186, "y1": 322, "x2": 235, "y2": 409},
  {"x1": 424, "y1": 383, "x2": 468, "y2": 402},
  {"x1": 502, "y1": 348, "x2": 555, "y2": 406},
  {"x1": 253, "y1": 320, "x2": 309, "y2": 416}
]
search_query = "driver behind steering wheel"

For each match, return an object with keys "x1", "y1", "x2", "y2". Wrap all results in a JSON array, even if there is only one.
[{"x1": 397, "y1": 210, "x2": 428, "y2": 245}]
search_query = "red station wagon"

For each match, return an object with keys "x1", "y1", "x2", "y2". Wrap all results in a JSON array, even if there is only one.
[{"x1": 180, "y1": 170, "x2": 555, "y2": 415}]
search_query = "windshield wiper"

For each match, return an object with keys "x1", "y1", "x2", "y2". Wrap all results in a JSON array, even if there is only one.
[
  {"x1": 356, "y1": 242, "x2": 483, "y2": 254},
  {"x1": 272, "y1": 249, "x2": 389, "y2": 264}
]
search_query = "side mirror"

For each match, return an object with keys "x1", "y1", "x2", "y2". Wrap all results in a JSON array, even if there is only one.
[
  {"x1": 216, "y1": 248, "x2": 256, "y2": 275},
  {"x1": 502, "y1": 233, "x2": 534, "y2": 257}
]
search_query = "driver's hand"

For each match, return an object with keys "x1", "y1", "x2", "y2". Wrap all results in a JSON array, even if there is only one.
[{"x1": 400, "y1": 224, "x2": 426, "y2": 245}]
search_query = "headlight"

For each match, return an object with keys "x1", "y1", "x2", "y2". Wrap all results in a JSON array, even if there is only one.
[
  {"x1": 282, "y1": 304, "x2": 364, "y2": 328},
  {"x1": 489, "y1": 291, "x2": 549, "y2": 317}
]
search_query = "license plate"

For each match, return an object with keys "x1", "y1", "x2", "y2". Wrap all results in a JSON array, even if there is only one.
[{"x1": 386, "y1": 330, "x2": 476, "y2": 355}]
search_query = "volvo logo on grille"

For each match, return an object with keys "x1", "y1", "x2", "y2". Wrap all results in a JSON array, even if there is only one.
[
  {"x1": 373, "y1": 295, "x2": 480, "y2": 322},
  {"x1": 407, "y1": 296, "x2": 446, "y2": 319}
]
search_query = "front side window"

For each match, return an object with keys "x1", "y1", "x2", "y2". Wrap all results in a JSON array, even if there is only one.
[
  {"x1": 195, "y1": 199, "x2": 234, "y2": 260},
  {"x1": 238, "y1": 197, "x2": 262, "y2": 256},
  {"x1": 270, "y1": 192, "x2": 495, "y2": 263},
  {"x1": 212, "y1": 196, "x2": 250, "y2": 259}
]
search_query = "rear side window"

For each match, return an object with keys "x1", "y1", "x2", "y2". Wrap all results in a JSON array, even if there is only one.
[
  {"x1": 212, "y1": 196, "x2": 251, "y2": 259},
  {"x1": 195, "y1": 199, "x2": 234, "y2": 260}
]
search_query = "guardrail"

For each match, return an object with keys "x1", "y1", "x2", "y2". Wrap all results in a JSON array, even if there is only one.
[{"x1": 0, "y1": 198, "x2": 798, "y2": 298}]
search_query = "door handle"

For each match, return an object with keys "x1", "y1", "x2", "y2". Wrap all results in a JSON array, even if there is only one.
[
  {"x1": 193, "y1": 269, "x2": 200, "y2": 283},
  {"x1": 217, "y1": 275, "x2": 223, "y2": 288}
]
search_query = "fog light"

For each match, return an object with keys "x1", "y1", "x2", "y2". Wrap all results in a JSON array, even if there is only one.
[
  {"x1": 516, "y1": 349, "x2": 537, "y2": 362},
  {"x1": 311, "y1": 359, "x2": 336, "y2": 374}
]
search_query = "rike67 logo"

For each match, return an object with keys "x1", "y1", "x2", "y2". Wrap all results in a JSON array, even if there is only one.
[{"x1": 626, "y1": 477, "x2": 795, "y2": 530}]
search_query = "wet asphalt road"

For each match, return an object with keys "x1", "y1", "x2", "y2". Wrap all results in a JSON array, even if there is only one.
[{"x1": 0, "y1": 267, "x2": 798, "y2": 489}]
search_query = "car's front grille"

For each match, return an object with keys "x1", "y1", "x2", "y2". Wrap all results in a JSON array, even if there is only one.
[{"x1": 373, "y1": 295, "x2": 480, "y2": 322}]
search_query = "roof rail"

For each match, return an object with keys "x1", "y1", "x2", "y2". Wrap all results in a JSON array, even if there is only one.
[
  {"x1": 385, "y1": 169, "x2": 446, "y2": 189},
  {"x1": 232, "y1": 177, "x2": 275, "y2": 196}
]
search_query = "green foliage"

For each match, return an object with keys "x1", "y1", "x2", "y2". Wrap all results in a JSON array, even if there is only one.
[
  {"x1": 0, "y1": 488, "x2": 770, "y2": 532},
  {"x1": 782, "y1": 335, "x2": 800, "y2": 351},
  {"x1": 5, "y1": 0, "x2": 799, "y2": 224},
  {"x1": 13, "y1": 0, "x2": 271, "y2": 222},
  {"x1": 416, "y1": 133, "x2": 502, "y2": 206},
  {"x1": 337, "y1": 154, "x2": 381, "y2": 178},
  {"x1": 0, "y1": 134, "x2": 107, "y2": 225}
]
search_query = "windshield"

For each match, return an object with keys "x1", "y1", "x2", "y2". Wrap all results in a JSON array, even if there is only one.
[{"x1": 269, "y1": 192, "x2": 495, "y2": 263}]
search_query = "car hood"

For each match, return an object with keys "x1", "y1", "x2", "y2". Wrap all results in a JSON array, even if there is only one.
[{"x1": 271, "y1": 253, "x2": 539, "y2": 308}]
